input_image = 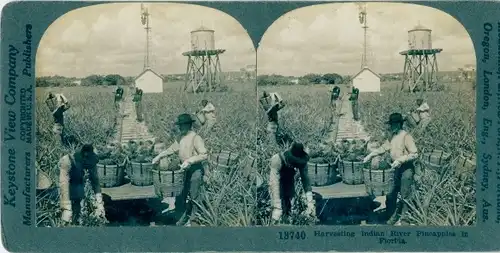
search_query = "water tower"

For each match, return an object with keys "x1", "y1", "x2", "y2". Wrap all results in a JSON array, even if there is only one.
[
  {"x1": 183, "y1": 26, "x2": 226, "y2": 93},
  {"x1": 399, "y1": 24, "x2": 442, "y2": 92}
]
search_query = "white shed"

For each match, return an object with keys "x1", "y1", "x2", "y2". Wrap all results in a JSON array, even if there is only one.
[
  {"x1": 134, "y1": 69, "x2": 164, "y2": 93},
  {"x1": 352, "y1": 67, "x2": 381, "y2": 92}
]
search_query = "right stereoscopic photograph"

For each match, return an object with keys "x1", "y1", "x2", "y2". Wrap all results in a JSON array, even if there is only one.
[{"x1": 255, "y1": 2, "x2": 476, "y2": 226}]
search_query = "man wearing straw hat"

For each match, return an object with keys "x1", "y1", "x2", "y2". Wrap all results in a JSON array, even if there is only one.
[
  {"x1": 152, "y1": 113, "x2": 208, "y2": 226},
  {"x1": 362, "y1": 112, "x2": 421, "y2": 225},
  {"x1": 45, "y1": 92, "x2": 71, "y2": 144},
  {"x1": 59, "y1": 144, "x2": 105, "y2": 225},
  {"x1": 268, "y1": 142, "x2": 316, "y2": 223}
]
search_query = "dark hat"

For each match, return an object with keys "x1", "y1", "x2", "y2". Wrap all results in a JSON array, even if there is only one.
[
  {"x1": 283, "y1": 142, "x2": 310, "y2": 167},
  {"x1": 81, "y1": 143, "x2": 94, "y2": 153},
  {"x1": 386, "y1": 112, "x2": 405, "y2": 124},
  {"x1": 175, "y1": 113, "x2": 195, "y2": 125}
]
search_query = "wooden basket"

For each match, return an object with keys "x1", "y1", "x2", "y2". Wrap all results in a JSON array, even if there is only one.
[
  {"x1": 97, "y1": 162, "x2": 126, "y2": 188},
  {"x1": 195, "y1": 112, "x2": 206, "y2": 125},
  {"x1": 241, "y1": 155, "x2": 256, "y2": 179},
  {"x1": 455, "y1": 153, "x2": 476, "y2": 176},
  {"x1": 209, "y1": 151, "x2": 240, "y2": 171},
  {"x1": 421, "y1": 149, "x2": 451, "y2": 169},
  {"x1": 339, "y1": 160, "x2": 365, "y2": 185},
  {"x1": 152, "y1": 168, "x2": 185, "y2": 198},
  {"x1": 307, "y1": 156, "x2": 339, "y2": 187},
  {"x1": 363, "y1": 167, "x2": 395, "y2": 196},
  {"x1": 129, "y1": 162, "x2": 153, "y2": 186},
  {"x1": 405, "y1": 111, "x2": 420, "y2": 128}
]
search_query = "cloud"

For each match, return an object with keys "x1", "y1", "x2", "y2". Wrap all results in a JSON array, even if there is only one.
[
  {"x1": 36, "y1": 3, "x2": 255, "y2": 77},
  {"x1": 258, "y1": 2, "x2": 476, "y2": 76}
]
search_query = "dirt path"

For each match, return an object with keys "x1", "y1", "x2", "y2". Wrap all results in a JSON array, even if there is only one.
[
  {"x1": 326, "y1": 93, "x2": 370, "y2": 144},
  {"x1": 113, "y1": 95, "x2": 155, "y2": 145}
]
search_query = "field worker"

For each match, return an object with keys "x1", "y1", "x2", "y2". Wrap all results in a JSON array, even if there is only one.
[
  {"x1": 114, "y1": 86, "x2": 124, "y2": 109},
  {"x1": 133, "y1": 88, "x2": 144, "y2": 122},
  {"x1": 45, "y1": 92, "x2": 71, "y2": 144},
  {"x1": 59, "y1": 144, "x2": 105, "y2": 225},
  {"x1": 414, "y1": 98, "x2": 431, "y2": 131},
  {"x1": 362, "y1": 113, "x2": 421, "y2": 226},
  {"x1": 152, "y1": 113, "x2": 208, "y2": 226},
  {"x1": 269, "y1": 142, "x2": 315, "y2": 223},
  {"x1": 199, "y1": 99, "x2": 217, "y2": 131},
  {"x1": 260, "y1": 91, "x2": 285, "y2": 141},
  {"x1": 348, "y1": 86, "x2": 360, "y2": 121},
  {"x1": 330, "y1": 85, "x2": 341, "y2": 107}
]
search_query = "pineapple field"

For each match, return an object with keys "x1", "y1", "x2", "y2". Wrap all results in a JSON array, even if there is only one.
[
  {"x1": 36, "y1": 82, "x2": 259, "y2": 227},
  {"x1": 255, "y1": 84, "x2": 476, "y2": 226}
]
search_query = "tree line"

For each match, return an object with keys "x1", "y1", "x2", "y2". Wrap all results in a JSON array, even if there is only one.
[
  {"x1": 36, "y1": 74, "x2": 130, "y2": 87},
  {"x1": 257, "y1": 73, "x2": 346, "y2": 86},
  {"x1": 257, "y1": 72, "x2": 408, "y2": 86},
  {"x1": 36, "y1": 74, "x2": 190, "y2": 87}
]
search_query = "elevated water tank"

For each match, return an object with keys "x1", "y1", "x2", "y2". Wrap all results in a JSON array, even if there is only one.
[
  {"x1": 190, "y1": 26, "x2": 215, "y2": 51},
  {"x1": 408, "y1": 24, "x2": 432, "y2": 50}
]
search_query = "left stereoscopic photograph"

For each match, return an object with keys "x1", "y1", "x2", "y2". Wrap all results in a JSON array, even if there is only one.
[{"x1": 35, "y1": 3, "x2": 257, "y2": 227}]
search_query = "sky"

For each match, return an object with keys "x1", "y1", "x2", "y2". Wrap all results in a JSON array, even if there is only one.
[
  {"x1": 257, "y1": 2, "x2": 476, "y2": 76},
  {"x1": 36, "y1": 3, "x2": 255, "y2": 78}
]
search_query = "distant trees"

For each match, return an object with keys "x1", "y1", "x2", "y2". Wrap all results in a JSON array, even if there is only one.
[
  {"x1": 257, "y1": 73, "x2": 345, "y2": 86},
  {"x1": 36, "y1": 74, "x2": 128, "y2": 87}
]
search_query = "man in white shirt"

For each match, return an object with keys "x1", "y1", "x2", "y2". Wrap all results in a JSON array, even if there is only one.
[
  {"x1": 260, "y1": 91, "x2": 286, "y2": 144},
  {"x1": 199, "y1": 99, "x2": 217, "y2": 132},
  {"x1": 414, "y1": 98, "x2": 431, "y2": 131},
  {"x1": 152, "y1": 113, "x2": 208, "y2": 226},
  {"x1": 363, "y1": 113, "x2": 421, "y2": 225},
  {"x1": 45, "y1": 92, "x2": 70, "y2": 144}
]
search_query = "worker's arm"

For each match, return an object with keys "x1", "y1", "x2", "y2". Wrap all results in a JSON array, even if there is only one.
[
  {"x1": 396, "y1": 134, "x2": 419, "y2": 164},
  {"x1": 59, "y1": 155, "x2": 72, "y2": 212},
  {"x1": 186, "y1": 135, "x2": 208, "y2": 164},
  {"x1": 368, "y1": 140, "x2": 390, "y2": 157},
  {"x1": 88, "y1": 157, "x2": 102, "y2": 194},
  {"x1": 201, "y1": 103, "x2": 216, "y2": 113},
  {"x1": 416, "y1": 103, "x2": 430, "y2": 112},
  {"x1": 277, "y1": 101, "x2": 286, "y2": 110},
  {"x1": 268, "y1": 154, "x2": 282, "y2": 210},
  {"x1": 155, "y1": 141, "x2": 180, "y2": 160}
]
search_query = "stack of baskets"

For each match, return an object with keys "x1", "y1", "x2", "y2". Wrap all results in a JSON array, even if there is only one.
[{"x1": 307, "y1": 155, "x2": 340, "y2": 187}]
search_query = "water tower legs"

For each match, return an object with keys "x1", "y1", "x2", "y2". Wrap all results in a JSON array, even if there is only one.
[
  {"x1": 400, "y1": 49, "x2": 442, "y2": 92},
  {"x1": 183, "y1": 50, "x2": 225, "y2": 93}
]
